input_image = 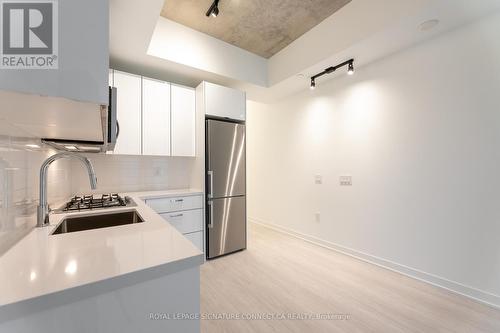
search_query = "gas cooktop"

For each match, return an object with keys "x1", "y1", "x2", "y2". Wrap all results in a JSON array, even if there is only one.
[{"x1": 56, "y1": 194, "x2": 135, "y2": 213}]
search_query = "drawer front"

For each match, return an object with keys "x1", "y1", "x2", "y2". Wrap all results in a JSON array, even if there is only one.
[
  {"x1": 184, "y1": 231, "x2": 203, "y2": 252},
  {"x1": 146, "y1": 195, "x2": 203, "y2": 213},
  {"x1": 160, "y1": 209, "x2": 203, "y2": 234}
]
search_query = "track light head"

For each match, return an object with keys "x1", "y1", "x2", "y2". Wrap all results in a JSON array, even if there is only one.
[
  {"x1": 206, "y1": 0, "x2": 220, "y2": 18},
  {"x1": 310, "y1": 78, "x2": 316, "y2": 90},
  {"x1": 211, "y1": 6, "x2": 219, "y2": 17},
  {"x1": 347, "y1": 61, "x2": 355, "y2": 75}
]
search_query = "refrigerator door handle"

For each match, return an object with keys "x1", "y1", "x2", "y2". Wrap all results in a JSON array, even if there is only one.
[
  {"x1": 207, "y1": 170, "x2": 214, "y2": 199},
  {"x1": 207, "y1": 200, "x2": 214, "y2": 229}
]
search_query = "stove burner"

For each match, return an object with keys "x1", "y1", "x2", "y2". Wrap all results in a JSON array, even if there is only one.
[{"x1": 63, "y1": 194, "x2": 126, "y2": 212}]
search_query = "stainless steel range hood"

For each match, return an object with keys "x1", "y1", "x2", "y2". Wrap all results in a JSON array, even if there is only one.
[
  {"x1": 41, "y1": 87, "x2": 118, "y2": 153},
  {"x1": 42, "y1": 138, "x2": 106, "y2": 153}
]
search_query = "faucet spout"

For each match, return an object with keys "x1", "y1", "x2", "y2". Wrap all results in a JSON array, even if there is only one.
[
  {"x1": 37, "y1": 152, "x2": 98, "y2": 227},
  {"x1": 84, "y1": 159, "x2": 98, "y2": 190}
]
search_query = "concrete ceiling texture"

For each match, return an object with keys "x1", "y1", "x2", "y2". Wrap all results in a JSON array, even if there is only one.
[
  {"x1": 111, "y1": 0, "x2": 500, "y2": 103},
  {"x1": 161, "y1": 0, "x2": 352, "y2": 58}
]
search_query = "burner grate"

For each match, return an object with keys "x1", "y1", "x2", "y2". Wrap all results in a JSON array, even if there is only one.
[{"x1": 63, "y1": 194, "x2": 126, "y2": 211}]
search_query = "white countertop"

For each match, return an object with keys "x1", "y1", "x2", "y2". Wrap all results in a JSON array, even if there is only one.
[{"x1": 0, "y1": 189, "x2": 204, "y2": 314}]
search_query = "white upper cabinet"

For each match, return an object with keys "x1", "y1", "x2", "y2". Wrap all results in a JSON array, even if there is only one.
[
  {"x1": 171, "y1": 85, "x2": 196, "y2": 157},
  {"x1": 0, "y1": 0, "x2": 108, "y2": 141},
  {"x1": 109, "y1": 70, "x2": 196, "y2": 157},
  {"x1": 142, "y1": 78, "x2": 171, "y2": 156},
  {"x1": 109, "y1": 69, "x2": 114, "y2": 87},
  {"x1": 203, "y1": 82, "x2": 246, "y2": 121},
  {"x1": 0, "y1": 0, "x2": 108, "y2": 105},
  {"x1": 112, "y1": 71, "x2": 142, "y2": 155}
]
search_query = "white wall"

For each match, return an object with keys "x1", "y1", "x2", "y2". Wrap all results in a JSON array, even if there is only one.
[
  {"x1": 267, "y1": 0, "x2": 430, "y2": 84},
  {"x1": 0, "y1": 137, "x2": 72, "y2": 255},
  {"x1": 148, "y1": 18, "x2": 268, "y2": 87},
  {"x1": 247, "y1": 13, "x2": 500, "y2": 307}
]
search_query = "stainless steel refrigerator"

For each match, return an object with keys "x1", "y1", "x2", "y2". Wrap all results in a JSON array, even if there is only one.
[{"x1": 206, "y1": 118, "x2": 246, "y2": 259}]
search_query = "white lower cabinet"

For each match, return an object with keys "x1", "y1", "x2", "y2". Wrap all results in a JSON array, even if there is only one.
[
  {"x1": 184, "y1": 232, "x2": 203, "y2": 252},
  {"x1": 146, "y1": 195, "x2": 204, "y2": 254},
  {"x1": 160, "y1": 209, "x2": 203, "y2": 234},
  {"x1": 146, "y1": 195, "x2": 203, "y2": 214}
]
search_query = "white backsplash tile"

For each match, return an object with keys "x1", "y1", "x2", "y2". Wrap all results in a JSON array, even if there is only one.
[
  {"x1": 0, "y1": 136, "x2": 72, "y2": 255},
  {"x1": 0, "y1": 136, "x2": 195, "y2": 256},
  {"x1": 70, "y1": 154, "x2": 193, "y2": 195}
]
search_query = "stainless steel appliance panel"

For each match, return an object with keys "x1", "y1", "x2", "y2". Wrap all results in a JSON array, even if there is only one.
[
  {"x1": 41, "y1": 87, "x2": 118, "y2": 153},
  {"x1": 207, "y1": 196, "x2": 246, "y2": 258},
  {"x1": 206, "y1": 120, "x2": 246, "y2": 199}
]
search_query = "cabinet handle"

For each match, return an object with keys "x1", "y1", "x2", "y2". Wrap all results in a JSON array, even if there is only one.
[
  {"x1": 207, "y1": 170, "x2": 214, "y2": 199},
  {"x1": 116, "y1": 120, "x2": 120, "y2": 139},
  {"x1": 172, "y1": 198, "x2": 184, "y2": 203},
  {"x1": 207, "y1": 201, "x2": 214, "y2": 229},
  {"x1": 169, "y1": 213, "x2": 184, "y2": 218}
]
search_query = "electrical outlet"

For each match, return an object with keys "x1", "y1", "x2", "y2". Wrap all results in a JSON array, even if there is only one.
[
  {"x1": 153, "y1": 167, "x2": 163, "y2": 177},
  {"x1": 315, "y1": 174, "x2": 323, "y2": 185},
  {"x1": 315, "y1": 212, "x2": 321, "y2": 223},
  {"x1": 339, "y1": 175, "x2": 352, "y2": 186}
]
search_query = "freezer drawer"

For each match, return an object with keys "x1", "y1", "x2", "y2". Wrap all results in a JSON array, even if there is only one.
[
  {"x1": 206, "y1": 120, "x2": 246, "y2": 199},
  {"x1": 207, "y1": 196, "x2": 246, "y2": 259}
]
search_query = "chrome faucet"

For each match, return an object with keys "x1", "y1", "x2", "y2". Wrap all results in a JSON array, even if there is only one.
[{"x1": 37, "y1": 152, "x2": 97, "y2": 227}]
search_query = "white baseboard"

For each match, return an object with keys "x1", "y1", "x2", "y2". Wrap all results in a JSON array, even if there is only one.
[{"x1": 248, "y1": 217, "x2": 500, "y2": 309}]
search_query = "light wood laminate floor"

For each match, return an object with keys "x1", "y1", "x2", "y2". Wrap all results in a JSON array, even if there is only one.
[{"x1": 201, "y1": 223, "x2": 500, "y2": 333}]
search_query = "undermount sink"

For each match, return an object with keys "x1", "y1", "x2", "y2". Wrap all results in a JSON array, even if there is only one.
[{"x1": 51, "y1": 210, "x2": 144, "y2": 235}]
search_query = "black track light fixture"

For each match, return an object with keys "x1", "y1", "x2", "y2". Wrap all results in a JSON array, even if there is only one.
[
  {"x1": 310, "y1": 78, "x2": 316, "y2": 90},
  {"x1": 347, "y1": 61, "x2": 354, "y2": 75},
  {"x1": 310, "y1": 59, "x2": 354, "y2": 89},
  {"x1": 211, "y1": 5, "x2": 219, "y2": 17},
  {"x1": 206, "y1": 0, "x2": 220, "y2": 17}
]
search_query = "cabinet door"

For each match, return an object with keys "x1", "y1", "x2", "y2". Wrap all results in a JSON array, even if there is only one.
[
  {"x1": 142, "y1": 78, "x2": 171, "y2": 156},
  {"x1": 171, "y1": 85, "x2": 195, "y2": 156},
  {"x1": 204, "y1": 82, "x2": 246, "y2": 121},
  {"x1": 109, "y1": 69, "x2": 114, "y2": 87},
  {"x1": 160, "y1": 209, "x2": 203, "y2": 234},
  {"x1": 112, "y1": 71, "x2": 142, "y2": 155},
  {"x1": 184, "y1": 231, "x2": 204, "y2": 252},
  {"x1": 0, "y1": 0, "x2": 108, "y2": 105},
  {"x1": 146, "y1": 195, "x2": 203, "y2": 214}
]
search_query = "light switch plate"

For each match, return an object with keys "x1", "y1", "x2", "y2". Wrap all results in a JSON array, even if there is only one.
[
  {"x1": 339, "y1": 175, "x2": 352, "y2": 186},
  {"x1": 315, "y1": 175, "x2": 323, "y2": 184}
]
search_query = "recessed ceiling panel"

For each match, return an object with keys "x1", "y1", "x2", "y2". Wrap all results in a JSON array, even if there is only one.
[{"x1": 161, "y1": 0, "x2": 352, "y2": 59}]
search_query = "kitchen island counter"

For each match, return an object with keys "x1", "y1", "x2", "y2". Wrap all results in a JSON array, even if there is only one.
[{"x1": 0, "y1": 189, "x2": 204, "y2": 332}]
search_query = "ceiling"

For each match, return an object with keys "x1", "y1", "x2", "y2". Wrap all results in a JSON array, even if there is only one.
[
  {"x1": 161, "y1": 0, "x2": 352, "y2": 58},
  {"x1": 110, "y1": 0, "x2": 500, "y2": 103}
]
